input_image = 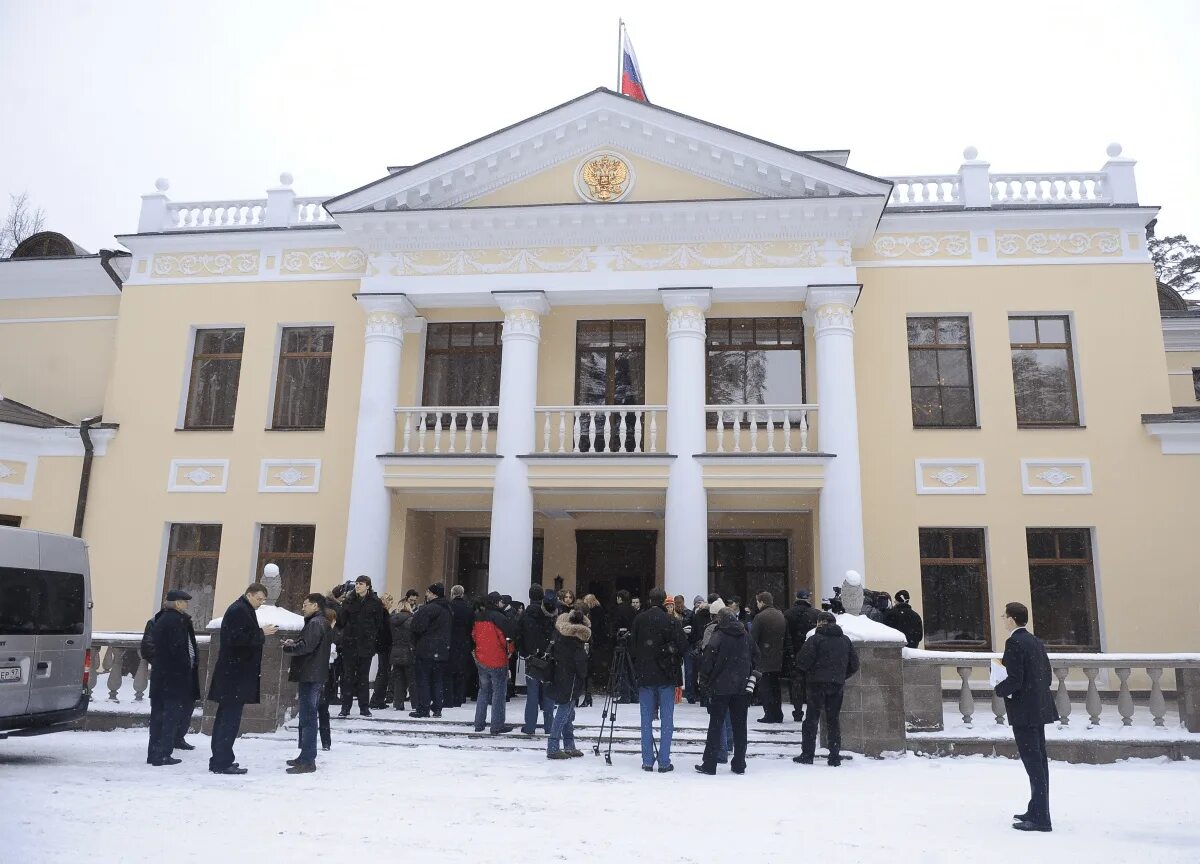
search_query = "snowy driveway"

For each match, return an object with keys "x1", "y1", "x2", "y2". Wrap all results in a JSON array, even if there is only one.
[{"x1": 1, "y1": 728, "x2": 1198, "y2": 863}]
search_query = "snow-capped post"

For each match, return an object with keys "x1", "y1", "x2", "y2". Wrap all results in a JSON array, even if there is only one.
[
  {"x1": 841, "y1": 570, "x2": 864, "y2": 615},
  {"x1": 261, "y1": 562, "x2": 282, "y2": 605},
  {"x1": 266, "y1": 172, "x2": 296, "y2": 227},
  {"x1": 958, "y1": 146, "x2": 991, "y2": 208},
  {"x1": 137, "y1": 177, "x2": 170, "y2": 232}
]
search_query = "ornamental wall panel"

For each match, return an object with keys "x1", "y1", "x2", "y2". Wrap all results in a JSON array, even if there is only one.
[
  {"x1": 995, "y1": 230, "x2": 1121, "y2": 259},
  {"x1": 914, "y1": 459, "x2": 986, "y2": 495},
  {"x1": 280, "y1": 248, "x2": 368, "y2": 275},
  {"x1": 1020, "y1": 458, "x2": 1092, "y2": 494},
  {"x1": 0, "y1": 457, "x2": 35, "y2": 500},
  {"x1": 258, "y1": 459, "x2": 322, "y2": 493},
  {"x1": 856, "y1": 232, "x2": 972, "y2": 262},
  {"x1": 151, "y1": 251, "x2": 262, "y2": 279},
  {"x1": 167, "y1": 459, "x2": 229, "y2": 493}
]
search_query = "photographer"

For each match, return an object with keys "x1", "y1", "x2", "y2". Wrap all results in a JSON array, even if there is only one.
[
  {"x1": 695, "y1": 605, "x2": 758, "y2": 775},
  {"x1": 630, "y1": 587, "x2": 689, "y2": 772},
  {"x1": 516, "y1": 585, "x2": 558, "y2": 735}
]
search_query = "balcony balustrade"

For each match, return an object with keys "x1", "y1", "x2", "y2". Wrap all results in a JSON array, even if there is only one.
[
  {"x1": 394, "y1": 407, "x2": 500, "y2": 455},
  {"x1": 536, "y1": 405, "x2": 664, "y2": 455},
  {"x1": 706, "y1": 404, "x2": 817, "y2": 453}
]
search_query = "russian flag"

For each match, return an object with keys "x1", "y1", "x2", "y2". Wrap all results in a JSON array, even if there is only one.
[{"x1": 620, "y1": 29, "x2": 649, "y2": 103}]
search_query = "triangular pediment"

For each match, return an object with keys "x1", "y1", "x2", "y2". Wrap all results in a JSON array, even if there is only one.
[{"x1": 326, "y1": 89, "x2": 890, "y2": 214}]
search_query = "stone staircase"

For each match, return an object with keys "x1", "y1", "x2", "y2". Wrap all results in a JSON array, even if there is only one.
[{"x1": 272, "y1": 701, "x2": 816, "y2": 759}]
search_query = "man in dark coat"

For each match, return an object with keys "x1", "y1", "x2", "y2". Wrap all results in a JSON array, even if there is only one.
[
  {"x1": 408, "y1": 582, "x2": 451, "y2": 718},
  {"x1": 794, "y1": 611, "x2": 859, "y2": 767},
  {"x1": 784, "y1": 589, "x2": 821, "y2": 721},
  {"x1": 336, "y1": 575, "x2": 387, "y2": 717},
  {"x1": 546, "y1": 609, "x2": 590, "y2": 758},
  {"x1": 516, "y1": 586, "x2": 558, "y2": 735},
  {"x1": 388, "y1": 596, "x2": 415, "y2": 711},
  {"x1": 207, "y1": 584, "x2": 276, "y2": 775},
  {"x1": 445, "y1": 585, "x2": 475, "y2": 708},
  {"x1": 369, "y1": 593, "x2": 394, "y2": 709},
  {"x1": 630, "y1": 587, "x2": 689, "y2": 772},
  {"x1": 147, "y1": 590, "x2": 200, "y2": 766},
  {"x1": 882, "y1": 589, "x2": 924, "y2": 649},
  {"x1": 281, "y1": 593, "x2": 332, "y2": 773},
  {"x1": 695, "y1": 605, "x2": 759, "y2": 775},
  {"x1": 750, "y1": 591, "x2": 788, "y2": 724},
  {"x1": 995, "y1": 601, "x2": 1059, "y2": 832}
]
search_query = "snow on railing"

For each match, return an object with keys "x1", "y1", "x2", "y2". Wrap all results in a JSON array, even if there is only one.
[
  {"x1": 706, "y1": 404, "x2": 816, "y2": 453},
  {"x1": 885, "y1": 144, "x2": 1136, "y2": 210}
]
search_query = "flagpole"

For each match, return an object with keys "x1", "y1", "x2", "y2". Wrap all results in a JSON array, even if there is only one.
[{"x1": 616, "y1": 19, "x2": 624, "y2": 92}]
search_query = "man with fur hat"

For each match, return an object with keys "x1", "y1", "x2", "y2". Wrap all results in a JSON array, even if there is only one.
[
  {"x1": 882, "y1": 589, "x2": 924, "y2": 648},
  {"x1": 408, "y1": 582, "x2": 451, "y2": 718}
]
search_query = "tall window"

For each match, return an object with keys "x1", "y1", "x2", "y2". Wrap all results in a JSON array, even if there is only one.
[
  {"x1": 907, "y1": 317, "x2": 977, "y2": 427},
  {"x1": 184, "y1": 328, "x2": 244, "y2": 429},
  {"x1": 707, "y1": 317, "x2": 805, "y2": 408},
  {"x1": 1009, "y1": 316, "x2": 1080, "y2": 426},
  {"x1": 162, "y1": 524, "x2": 222, "y2": 627},
  {"x1": 1026, "y1": 528, "x2": 1100, "y2": 651},
  {"x1": 1193, "y1": 368, "x2": 1200, "y2": 400},
  {"x1": 575, "y1": 320, "x2": 646, "y2": 404},
  {"x1": 422, "y1": 322, "x2": 503, "y2": 407},
  {"x1": 257, "y1": 525, "x2": 315, "y2": 613},
  {"x1": 918, "y1": 528, "x2": 991, "y2": 649},
  {"x1": 708, "y1": 538, "x2": 789, "y2": 607},
  {"x1": 0, "y1": 515, "x2": 20, "y2": 528},
  {"x1": 272, "y1": 326, "x2": 334, "y2": 430}
]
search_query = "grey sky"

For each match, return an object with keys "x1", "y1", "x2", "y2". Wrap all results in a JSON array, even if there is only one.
[{"x1": 2, "y1": 0, "x2": 1197, "y2": 253}]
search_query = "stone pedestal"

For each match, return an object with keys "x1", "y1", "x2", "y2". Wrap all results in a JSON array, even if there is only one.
[
  {"x1": 200, "y1": 629, "x2": 299, "y2": 735},
  {"x1": 903, "y1": 662, "x2": 945, "y2": 731},
  {"x1": 832, "y1": 640, "x2": 907, "y2": 757},
  {"x1": 1177, "y1": 667, "x2": 1200, "y2": 733}
]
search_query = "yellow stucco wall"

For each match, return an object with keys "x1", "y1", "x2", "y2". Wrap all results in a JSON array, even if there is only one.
[
  {"x1": 1165, "y1": 350, "x2": 1199, "y2": 405},
  {"x1": 855, "y1": 263, "x2": 1200, "y2": 652}
]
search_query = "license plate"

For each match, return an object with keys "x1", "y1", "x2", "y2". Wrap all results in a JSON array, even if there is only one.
[{"x1": 0, "y1": 667, "x2": 21, "y2": 683}]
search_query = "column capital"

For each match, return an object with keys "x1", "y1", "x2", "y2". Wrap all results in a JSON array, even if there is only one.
[
  {"x1": 661, "y1": 288, "x2": 712, "y2": 337},
  {"x1": 805, "y1": 284, "x2": 861, "y2": 337},
  {"x1": 494, "y1": 290, "x2": 550, "y2": 343},
  {"x1": 354, "y1": 292, "x2": 417, "y2": 345}
]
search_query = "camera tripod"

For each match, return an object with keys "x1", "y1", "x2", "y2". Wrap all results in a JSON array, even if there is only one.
[{"x1": 593, "y1": 640, "x2": 656, "y2": 765}]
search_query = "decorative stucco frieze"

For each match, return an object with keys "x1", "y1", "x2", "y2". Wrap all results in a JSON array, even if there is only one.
[
  {"x1": 1020, "y1": 458, "x2": 1092, "y2": 494},
  {"x1": 612, "y1": 240, "x2": 822, "y2": 271},
  {"x1": 167, "y1": 459, "x2": 229, "y2": 493},
  {"x1": 259, "y1": 459, "x2": 322, "y2": 493},
  {"x1": 393, "y1": 247, "x2": 592, "y2": 277},
  {"x1": 151, "y1": 252, "x2": 260, "y2": 278},
  {"x1": 996, "y1": 230, "x2": 1121, "y2": 258},
  {"x1": 281, "y1": 248, "x2": 368, "y2": 274},
  {"x1": 915, "y1": 459, "x2": 986, "y2": 495},
  {"x1": 863, "y1": 232, "x2": 971, "y2": 261}
]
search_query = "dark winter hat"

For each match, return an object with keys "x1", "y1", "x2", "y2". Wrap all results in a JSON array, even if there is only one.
[
  {"x1": 500, "y1": 594, "x2": 512, "y2": 606},
  {"x1": 428, "y1": 582, "x2": 445, "y2": 597},
  {"x1": 796, "y1": 589, "x2": 812, "y2": 601},
  {"x1": 529, "y1": 584, "x2": 545, "y2": 603},
  {"x1": 487, "y1": 591, "x2": 503, "y2": 606},
  {"x1": 166, "y1": 589, "x2": 192, "y2": 601},
  {"x1": 355, "y1": 575, "x2": 372, "y2": 587},
  {"x1": 404, "y1": 589, "x2": 420, "y2": 599},
  {"x1": 543, "y1": 589, "x2": 559, "y2": 607},
  {"x1": 895, "y1": 589, "x2": 911, "y2": 604},
  {"x1": 816, "y1": 611, "x2": 837, "y2": 625}
]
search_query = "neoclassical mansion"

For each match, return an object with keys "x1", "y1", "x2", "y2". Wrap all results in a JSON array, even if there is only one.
[{"x1": 2, "y1": 88, "x2": 1198, "y2": 654}]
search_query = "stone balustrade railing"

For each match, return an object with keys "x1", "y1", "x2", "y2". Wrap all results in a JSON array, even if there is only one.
[
  {"x1": 537, "y1": 405, "x2": 665, "y2": 454},
  {"x1": 138, "y1": 173, "x2": 333, "y2": 233},
  {"x1": 904, "y1": 649, "x2": 1200, "y2": 732},
  {"x1": 88, "y1": 631, "x2": 211, "y2": 704},
  {"x1": 885, "y1": 144, "x2": 1136, "y2": 210},
  {"x1": 394, "y1": 407, "x2": 500, "y2": 455},
  {"x1": 706, "y1": 404, "x2": 816, "y2": 453}
]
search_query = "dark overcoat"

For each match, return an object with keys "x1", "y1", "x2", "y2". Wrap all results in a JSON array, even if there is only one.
[
  {"x1": 149, "y1": 608, "x2": 200, "y2": 702},
  {"x1": 207, "y1": 596, "x2": 265, "y2": 704},
  {"x1": 995, "y1": 627, "x2": 1059, "y2": 726}
]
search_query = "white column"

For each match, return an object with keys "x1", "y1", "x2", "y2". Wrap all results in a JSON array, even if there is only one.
[
  {"x1": 807, "y1": 285, "x2": 866, "y2": 600},
  {"x1": 342, "y1": 293, "x2": 417, "y2": 589},
  {"x1": 662, "y1": 289, "x2": 711, "y2": 602},
  {"x1": 487, "y1": 291, "x2": 550, "y2": 600}
]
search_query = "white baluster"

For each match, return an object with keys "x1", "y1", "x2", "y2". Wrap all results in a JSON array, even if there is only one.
[
  {"x1": 956, "y1": 666, "x2": 975, "y2": 725},
  {"x1": 618, "y1": 411, "x2": 628, "y2": 454},
  {"x1": 1054, "y1": 667, "x2": 1071, "y2": 726},
  {"x1": 463, "y1": 413, "x2": 475, "y2": 454},
  {"x1": 1083, "y1": 667, "x2": 1102, "y2": 726},
  {"x1": 733, "y1": 412, "x2": 742, "y2": 453},
  {"x1": 1148, "y1": 667, "x2": 1167, "y2": 727},
  {"x1": 716, "y1": 411, "x2": 725, "y2": 453},
  {"x1": 402, "y1": 411, "x2": 413, "y2": 454},
  {"x1": 591, "y1": 410, "x2": 600, "y2": 453},
  {"x1": 633, "y1": 411, "x2": 643, "y2": 454},
  {"x1": 447, "y1": 413, "x2": 458, "y2": 453},
  {"x1": 557, "y1": 410, "x2": 567, "y2": 454},
  {"x1": 106, "y1": 647, "x2": 124, "y2": 702},
  {"x1": 766, "y1": 409, "x2": 776, "y2": 453},
  {"x1": 783, "y1": 411, "x2": 792, "y2": 453},
  {"x1": 481, "y1": 413, "x2": 490, "y2": 454},
  {"x1": 799, "y1": 411, "x2": 810, "y2": 452},
  {"x1": 542, "y1": 411, "x2": 551, "y2": 453},
  {"x1": 1116, "y1": 667, "x2": 1134, "y2": 726},
  {"x1": 133, "y1": 658, "x2": 149, "y2": 701},
  {"x1": 417, "y1": 414, "x2": 427, "y2": 454},
  {"x1": 573, "y1": 411, "x2": 582, "y2": 453},
  {"x1": 648, "y1": 411, "x2": 658, "y2": 453},
  {"x1": 433, "y1": 414, "x2": 443, "y2": 454},
  {"x1": 749, "y1": 411, "x2": 759, "y2": 453}
]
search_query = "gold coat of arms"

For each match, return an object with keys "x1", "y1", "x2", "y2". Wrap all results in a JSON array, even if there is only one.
[{"x1": 577, "y1": 153, "x2": 632, "y2": 202}]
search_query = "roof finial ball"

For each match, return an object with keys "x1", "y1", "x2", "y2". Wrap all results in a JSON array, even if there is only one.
[
  {"x1": 279, "y1": 172, "x2": 294, "y2": 187},
  {"x1": 154, "y1": 177, "x2": 169, "y2": 193},
  {"x1": 1106, "y1": 142, "x2": 1123, "y2": 158},
  {"x1": 963, "y1": 145, "x2": 979, "y2": 161}
]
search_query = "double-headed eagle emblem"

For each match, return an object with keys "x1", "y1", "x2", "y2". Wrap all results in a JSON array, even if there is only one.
[{"x1": 580, "y1": 154, "x2": 630, "y2": 202}]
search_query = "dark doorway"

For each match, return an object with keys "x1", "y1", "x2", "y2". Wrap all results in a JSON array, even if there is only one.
[
  {"x1": 576, "y1": 530, "x2": 657, "y2": 609},
  {"x1": 455, "y1": 535, "x2": 544, "y2": 600},
  {"x1": 708, "y1": 538, "x2": 789, "y2": 606}
]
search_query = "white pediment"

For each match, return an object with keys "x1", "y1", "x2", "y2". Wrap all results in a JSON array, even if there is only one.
[{"x1": 327, "y1": 89, "x2": 891, "y2": 214}]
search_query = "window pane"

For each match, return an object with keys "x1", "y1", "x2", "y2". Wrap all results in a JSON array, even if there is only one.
[
  {"x1": 198, "y1": 525, "x2": 222, "y2": 551},
  {"x1": 0, "y1": 568, "x2": 84, "y2": 635},
  {"x1": 169, "y1": 524, "x2": 197, "y2": 551},
  {"x1": 1026, "y1": 530, "x2": 1056, "y2": 560},
  {"x1": 275, "y1": 354, "x2": 332, "y2": 428},
  {"x1": 937, "y1": 349, "x2": 971, "y2": 386},
  {"x1": 1012, "y1": 348, "x2": 1077, "y2": 424},
  {"x1": 777, "y1": 318, "x2": 802, "y2": 346},
  {"x1": 765, "y1": 541, "x2": 787, "y2": 568},
  {"x1": 907, "y1": 318, "x2": 936, "y2": 345},
  {"x1": 186, "y1": 356, "x2": 241, "y2": 428},
  {"x1": 951, "y1": 529, "x2": 984, "y2": 559},
  {"x1": 610, "y1": 320, "x2": 645, "y2": 347},
  {"x1": 937, "y1": 317, "x2": 969, "y2": 345},
  {"x1": 1009, "y1": 318, "x2": 1037, "y2": 344},
  {"x1": 426, "y1": 323, "x2": 449, "y2": 350},
  {"x1": 1058, "y1": 528, "x2": 1090, "y2": 559},
  {"x1": 1037, "y1": 317, "x2": 1066, "y2": 344},
  {"x1": 730, "y1": 318, "x2": 755, "y2": 346},
  {"x1": 707, "y1": 319, "x2": 730, "y2": 346},
  {"x1": 196, "y1": 328, "x2": 243, "y2": 355},
  {"x1": 911, "y1": 387, "x2": 943, "y2": 426},
  {"x1": 918, "y1": 529, "x2": 950, "y2": 559},
  {"x1": 921, "y1": 564, "x2": 988, "y2": 646},
  {"x1": 291, "y1": 526, "x2": 316, "y2": 554},
  {"x1": 908, "y1": 351, "x2": 939, "y2": 386},
  {"x1": 576, "y1": 321, "x2": 611, "y2": 349},
  {"x1": 450, "y1": 323, "x2": 474, "y2": 348},
  {"x1": 611, "y1": 349, "x2": 645, "y2": 404},
  {"x1": 1029, "y1": 564, "x2": 1099, "y2": 649},
  {"x1": 760, "y1": 351, "x2": 804, "y2": 404},
  {"x1": 940, "y1": 387, "x2": 977, "y2": 426},
  {"x1": 576, "y1": 351, "x2": 608, "y2": 404}
]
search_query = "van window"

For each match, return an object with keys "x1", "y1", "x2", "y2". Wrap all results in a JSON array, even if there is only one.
[{"x1": 0, "y1": 567, "x2": 85, "y2": 635}]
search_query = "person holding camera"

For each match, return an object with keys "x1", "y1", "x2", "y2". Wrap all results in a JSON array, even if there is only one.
[
  {"x1": 546, "y1": 607, "x2": 591, "y2": 759},
  {"x1": 409, "y1": 582, "x2": 452, "y2": 718},
  {"x1": 695, "y1": 605, "x2": 759, "y2": 775},
  {"x1": 336, "y1": 575, "x2": 388, "y2": 718},
  {"x1": 630, "y1": 586, "x2": 689, "y2": 772},
  {"x1": 516, "y1": 585, "x2": 558, "y2": 735},
  {"x1": 794, "y1": 611, "x2": 859, "y2": 767}
]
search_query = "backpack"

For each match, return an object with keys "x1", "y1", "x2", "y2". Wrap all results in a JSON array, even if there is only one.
[{"x1": 139, "y1": 618, "x2": 155, "y2": 663}]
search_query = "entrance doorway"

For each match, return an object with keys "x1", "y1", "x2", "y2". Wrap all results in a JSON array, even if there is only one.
[
  {"x1": 451, "y1": 534, "x2": 544, "y2": 599},
  {"x1": 708, "y1": 538, "x2": 789, "y2": 605},
  {"x1": 576, "y1": 530, "x2": 656, "y2": 608}
]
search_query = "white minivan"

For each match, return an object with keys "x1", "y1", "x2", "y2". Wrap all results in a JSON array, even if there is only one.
[{"x1": 0, "y1": 526, "x2": 92, "y2": 737}]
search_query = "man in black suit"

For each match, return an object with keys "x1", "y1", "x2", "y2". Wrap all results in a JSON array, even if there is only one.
[{"x1": 994, "y1": 601, "x2": 1059, "y2": 832}]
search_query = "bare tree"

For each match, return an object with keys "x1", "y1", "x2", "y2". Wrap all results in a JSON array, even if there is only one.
[{"x1": 1, "y1": 191, "x2": 47, "y2": 257}]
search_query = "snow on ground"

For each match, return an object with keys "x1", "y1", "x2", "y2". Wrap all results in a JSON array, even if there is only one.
[{"x1": 2, "y1": 726, "x2": 1198, "y2": 864}]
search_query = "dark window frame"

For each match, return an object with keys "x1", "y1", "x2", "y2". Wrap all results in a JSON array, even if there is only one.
[
  {"x1": 182, "y1": 326, "x2": 243, "y2": 429},
  {"x1": 918, "y1": 527, "x2": 992, "y2": 650},
  {"x1": 0, "y1": 515, "x2": 20, "y2": 528},
  {"x1": 257, "y1": 524, "x2": 316, "y2": 614},
  {"x1": 705, "y1": 317, "x2": 807, "y2": 426},
  {"x1": 271, "y1": 326, "x2": 335, "y2": 431},
  {"x1": 573, "y1": 319, "x2": 647, "y2": 406},
  {"x1": 1009, "y1": 315, "x2": 1081, "y2": 428},
  {"x1": 161, "y1": 523, "x2": 222, "y2": 626},
  {"x1": 707, "y1": 537, "x2": 790, "y2": 606},
  {"x1": 421, "y1": 321, "x2": 504, "y2": 407},
  {"x1": 906, "y1": 316, "x2": 978, "y2": 428},
  {"x1": 1025, "y1": 527, "x2": 1101, "y2": 652},
  {"x1": 1192, "y1": 368, "x2": 1200, "y2": 401}
]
